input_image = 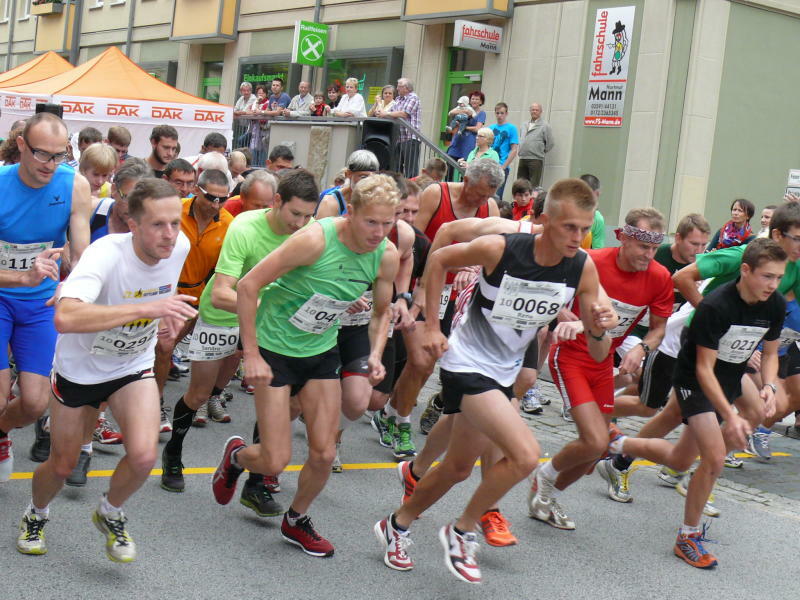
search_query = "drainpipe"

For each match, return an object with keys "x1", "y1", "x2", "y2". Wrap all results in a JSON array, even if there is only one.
[
  {"x1": 5, "y1": 0, "x2": 18, "y2": 71},
  {"x1": 68, "y1": 0, "x2": 83, "y2": 65},
  {"x1": 124, "y1": 0, "x2": 136, "y2": 56}
]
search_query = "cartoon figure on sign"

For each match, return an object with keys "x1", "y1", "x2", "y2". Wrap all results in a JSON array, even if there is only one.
[{"x1": 607, "y1": 20, "x2": 628, "y2": 75}]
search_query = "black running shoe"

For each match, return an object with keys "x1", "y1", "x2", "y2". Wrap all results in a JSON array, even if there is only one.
[
  {"x1": 65, "y1": 451, "x2": 91, "y2": 487},
  {"x1": 29, "y1": 415, "x2": 51, "y2": 463},
  {"x1": 160, "y1": 447, "x2": 185, "y2": 493},
  {"x1": 240, "y1": 480, "x2": 284, "y2": 517}
]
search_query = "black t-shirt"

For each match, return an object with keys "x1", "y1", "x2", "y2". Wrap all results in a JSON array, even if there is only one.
[
  {"x1": 673, "y1": 279, "x2": 785, "y2": 392},
  {"x1": 411, "y1": 225, "x2": 431, "y2": 283},
  {"x1": 632, "y1": 243, "x2": 688, "y2": 338}
]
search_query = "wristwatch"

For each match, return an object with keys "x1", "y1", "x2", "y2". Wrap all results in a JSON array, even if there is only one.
[
  {"x1": 395, "y1": 292, "x2": 413, "y2": 308},
  {"x1": 763, "y1": 382, "x2": 777, "y2": 394},
  {"x1": 638, "y1": 342, "x2": 651, "y2": 353}
]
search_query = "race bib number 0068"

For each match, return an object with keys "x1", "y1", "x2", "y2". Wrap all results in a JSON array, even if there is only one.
[{"x1": 489, "y1": 275, "x2": 565, "y2": 330}]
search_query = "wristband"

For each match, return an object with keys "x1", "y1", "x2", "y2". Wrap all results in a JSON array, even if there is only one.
[
  {"x1": 396, "y1": 292, "x2": 413, "y2": 308},
  {"x1": 587, "y1": 329, "x2": 606, "y2": 342},
  {"x1": 638, "y1": 342, "x2": 651, "y2": 353}
]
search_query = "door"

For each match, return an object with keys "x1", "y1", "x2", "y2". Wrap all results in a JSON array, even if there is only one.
[{"x1": 439, "y1": 48, "x2": 484, "y2": 149}]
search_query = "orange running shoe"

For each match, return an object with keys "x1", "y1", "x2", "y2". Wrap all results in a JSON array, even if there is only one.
[
  {"x1": 480, "y1": 510, "x2": 518, "y2": 547},
  {"x1": 674, "y1": 529, "x2": 718, "y2": 569},
  {"x1": 396, "y1": 461, "x2": 417, "y2": 504}
]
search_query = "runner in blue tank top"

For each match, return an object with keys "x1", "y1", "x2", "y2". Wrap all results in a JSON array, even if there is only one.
[{"x1": 0, "y1": 112, "x2": 92, "y2": 482}]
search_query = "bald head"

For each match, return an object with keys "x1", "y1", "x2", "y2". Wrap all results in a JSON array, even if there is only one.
[
  {"x1": 530, "y1": 103, "x2": 543, "y2": 120},
  {"x1": 23, "y1": 112, "x2": 67, "y2": 140}
]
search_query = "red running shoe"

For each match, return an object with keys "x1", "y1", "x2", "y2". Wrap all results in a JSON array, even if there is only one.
[
  {"x1": 281, "y1": 514, "x2": 334, "y2": 557},
  {"x1": 93, "y1": 417, "x2": 123, "y2": 445},
  {"x1": 674, "y1": 529, "x2": 718, "y2": 569},
  {"x1": 374, "y1": 516, "x2": 413, "y2": 571},
  {"x1": 396, "y1": 461, "x2": 417, "y2": 504},
  {"x1": 212, "y1": 436, "x2": 245, "y2": 505},
  {"x1": 480, "y1": 510, "x2": 518, "y2": 547}
]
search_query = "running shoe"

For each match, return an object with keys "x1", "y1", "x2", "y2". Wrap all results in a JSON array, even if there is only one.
[
  {"x1": 0, "y1": 435, "x2": 13, "y2": 482},
  {"x1": 172, "y1": 358, "x2": 189, "y2": 374},
  {"x1": 527, "y1": 466, "x2": 575, "y2": 530},
  {"x1": 192, "y1": 402, "x2": 209, "y2": 427},
  {"x1": 264, "y1": 474, "x2": 281, "y2": 493},
  {"x1": 221, "y1": 388, "x2": 234, "y2": 405},
  {"x1": 332, "y1": 442, "x2": 343, "y2": 473},
  {"x1": 29, "y1": 415, "x2": 51, "y2": 462},
  {"x1": 168, "y1": 363, "x2": 183, "y2": 381},
  {"x1": 66, "y1": 451, "x2": 92, "y2": 487},
  {"x1": 596, "y1": 458, "x2": 637, "y2": 503},
  {"x1": 521, "y1": 388, "x2": 543, "y2": 415},
  {"x1": 419, "y1": 392, "x2": 443, "y2": 435},
  {"x1": 240, "y1": 480, "x2": 284, "y2": 517},
  {"x1": 724, "y1": 452, "x2": 743, "y2": 469},
  {"x1": 93, "y1": 508, "x2": 136, "y2": 563},
  {"x1": 374, "y1": 516, "x2": 414, "y2": 571},
  {"x1": 159, "y1": 405, "x2": 173, "y2": 433},
  {"x1": 207, "y1": 395, "x2": 231, "y2": 423},
  {"x1": 212, "y1": 436, "x2": 245, "y2": 505},
  {"x1": 241, "y1": 378, "x2": 255, "y2": 394},
  {"x1": 561, "y1": 403, "x2": 574, "y2": 423},
  {"x1": 393, "y1": 422, "x2": 417, "y2": 460},
  {"x1": 160, "y1": 448, "x2": 185, "y2": 493},
  {"x1": 396, "y1": 461, "x2": 417, "y2": 504},
  {"x1": 371, "y1": 410, "x2": 395, "y2": 448},
  {"x1": 281, "y1": 514, "x2": 334, "y2": 557},
  {"x1": 746, "y1": 428, "x2": 772, "y2": 461},
  {"x1": 479, "y1": 510, "x2": 518, "y2": 547},
  {"x1": 675, "y1": 476, "x2": 721, "y2": 517},
  {"x1": 93, "y1": 417, "x2": 123, "y2": 445},
  {"x1": 657, "y1": 466, "x2": 688, "y2": 486},
  {"x1": 17, "y1": 512, "x2": 48, "y2": 555},
  {"x1": 439, "y1": 523, "x2": 481, "y2": 584},
  {"x1": 538, "y1": 383, "x2": 551, "y2": 405},
  {"x1": 674, "y1": 526, "x2": 718, "y2": 569}
]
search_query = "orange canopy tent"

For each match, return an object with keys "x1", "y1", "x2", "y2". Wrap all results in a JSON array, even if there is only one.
[
  {"x1": 0, "y1": 52, "x2": 72, "y2": 88},
  {"x1": 0, "y1": 47, "x2": 232, "y2": 156}
]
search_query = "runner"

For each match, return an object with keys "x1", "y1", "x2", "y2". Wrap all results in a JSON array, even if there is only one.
[
  {"x1": 162, "y1": 159, "x2": 196, "y2": 200},
  {"x1": 374, "y1": 178, "x2": 615, "y2": 583},
  {"x1": 211, "y1": 174, "x2": 400, "y2": 557},
  {"x1": 146, "y1": 125, "x2": 179, "y2": 179},
  {"x1": 611, "y1": 238, "x2": 785, "y2": 569},
  {"x1": 16, "y1": 178, "x2": 195, "y2": 561},
  {"x1": 315, "y1": 149, "x2": 378, "y2": 218},
  {"x1": 161, "y1": 170, "x2": 318, "y2": 524},
  {"x1": 528, "y1": 207, "x2": 674, "y2": 530},
  {"x1": 372, "y1": 159, "x2": 502, "y2": 459},
  {"x1": 0, "y1": 112, "x2": 92, "y2": 481}
]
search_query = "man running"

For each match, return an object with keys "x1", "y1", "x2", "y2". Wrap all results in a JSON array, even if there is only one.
[
  {"x1": 315, "y1": 149, "x2": 379, "y2": 218},
  {"x1": 16, "y1": 178, "x2": 195, "y2": 561},
  {"x1": 374, "y1": 178, "x2": 615, "y2": 584},
  {"x1": 212, "y1": 174, "x2": 400, "y2": 557},
  {"x1": 0, "y1": 112, "x2": 92, "y2": 481},
  {"x1": 611, "y1": 238, "x2": 785, "y2": 568}
]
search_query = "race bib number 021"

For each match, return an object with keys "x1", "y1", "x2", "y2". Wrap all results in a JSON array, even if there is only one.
[
  {"x1": 92, "y1": 320, "x2": 158, "y2": 357},
  {"x1": 187, "y1": 319, "x2": 239, "y2": 361},
  {"x1": 489, "y1": 275, "x2": 565, "y2": 330},
  {"x1": 717, "y1": 325, "x2": 768, "y2": 364},
  {"x1": 0, "y1": 240, "x2": 53, "y2": 271},
  {"x1": 290, "y1": 293, "x2": 353, "y2": 334},
  {"x1": 608, "y1": 299, "x2": 646, "y2": 338}
]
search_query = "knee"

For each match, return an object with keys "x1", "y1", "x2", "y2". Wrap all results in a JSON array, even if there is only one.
[
  {"x1": 127, "y1": 449, "x2": 158, "y2": 477},
  {"x1": 672, "y1": 454, "x2": 697, "y2": 473},
  {"x1": 510, "y1": 442, "x2": 541, "y2": 479},
  {"x1": 260, "y1": 447, "x2": 291, "y2": 475},
  {"x1": 51, "y1": 452, "x2": 80, "y2": 480},
  {"x1": 703, "y1": 454, "x2": 725, "y2": 479},
  {"x1": 582, "y1": 432, "x2": 608, "y2": 459},
  {"x1": 19, "y1": 394, "x2": 48, "y2": 420},
  {"x1": 641, "y1": 406, "x2": 657, "y2": 418},
  {"x1": 444, "y1": 459, "x2": 475, "y2": 483},
  {"x1": 308, "y1": 444, "x2": 336, "y2": 467},
  {"x1": 406, "y1": 351, "x2": 434, "y2": 377},
  {"x1": 183, "y1": 392, "x2": 206, "y2": 410}
]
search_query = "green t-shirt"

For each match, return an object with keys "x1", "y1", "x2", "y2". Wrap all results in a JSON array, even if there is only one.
[
  {"x1": 632, "y1": 243, "x2": 688, "y2": 338},
  {"x1": 466, "y1": 147, "x2": 500, "y2": 163},
  {"x1": 198, "y1": 208, "x2": 300, "y2": 327},
  {"x1": 697, "y1": 244, "x2": 800, "y2": 298},
  {"x1": 256, "y1": 217, "x2": 387, "y2": 357},
  {"x1": 590, "y1": 210, "x2": 605, "y2": 249}
]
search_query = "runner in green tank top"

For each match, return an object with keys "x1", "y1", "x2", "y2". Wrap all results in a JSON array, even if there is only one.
[{"x1": 212, "y1": 174, "x2": 401, "y2": 558}]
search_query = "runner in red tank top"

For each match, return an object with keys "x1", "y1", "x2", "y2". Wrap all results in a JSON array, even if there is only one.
[{"x1": 371, "y1": 159, "x2": 502, "y2": 462}]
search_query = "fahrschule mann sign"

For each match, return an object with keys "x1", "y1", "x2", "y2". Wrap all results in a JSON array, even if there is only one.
[{"x1": 453, "y1": 20, "x2": 502, "y2": 54}]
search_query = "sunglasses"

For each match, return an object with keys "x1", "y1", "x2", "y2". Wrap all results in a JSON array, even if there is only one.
[{"x1": 198, "y1": 186, "x2": 227, "y2": 204}]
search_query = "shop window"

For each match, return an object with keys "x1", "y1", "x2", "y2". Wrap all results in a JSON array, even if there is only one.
[
  {"x1": 201, "y1": 61, "x2": 223, "y2": 102},
  {"x1": 325, "y1": 56, "x2": 389, "y2": 111},
  {"x1": 239, "y1": 61, "x2": 291, "y2": 95}
]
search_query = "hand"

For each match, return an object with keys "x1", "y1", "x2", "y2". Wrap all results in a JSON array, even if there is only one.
[
  {"x1": 145, "y1": 294, "x2": 198, "y2": 321},
  {"x1": 591, "y1": 302, "x2": 618, "y2": 331},
  {"x1": 282, "y1": 108, "x2": 291, "y2": 117},
  {"x1": 22, "y1": 248, "x2": 62, "y2": 286},
  {"x1": 557, "y1": 307, "x2": 580, "y2": 323},
  {"x1": 747, "y1": 350, "x2": 761, "y2": 371},
  {"x1": 367, "y1": 355, "x2": 386, "y2": 386},
  {"x1": 158, "y1": 314, "x2": 185, "y2": 343},
  {"x1": 552, "y1": 320, "x2": 584, "y2": 343},
  {"x1": 722, "y1": 413, "x2": 752, "y2": 451},
  {"x1": 457, "y1": 159, "x2": 467, "y2": 168},
  {"x1": 617, "y1": 344, "x2": 645, "y2": 376},
  {"x1": 394, "y1": 301, "x2": 416, "y2": 331},
  {"x1": 243, "y1": 351, "x2": 273, "y2": 388},
  {"x1": 346, "y1": 295, "x2": 371, "y2": 314},
  {"x1": 453, "y1": 267, "x2": 478, "y2": 292},
  {"x1": 422, "y1": 326, "x2": 448, "y2": 359},
  {"x1": 45, "y1": 282, "x2": 63, "y2": 307},
  {"x1": 784, "y1": 192, "x2": 800, "y2": 204},
  {"x1": 760, "y1": 384, "x2": 777, "y2": 419}
]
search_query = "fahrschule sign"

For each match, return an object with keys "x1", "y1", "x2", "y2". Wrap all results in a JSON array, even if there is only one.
[{"x1": 453, "y1": 20, "x2": 502, "y2": 54}]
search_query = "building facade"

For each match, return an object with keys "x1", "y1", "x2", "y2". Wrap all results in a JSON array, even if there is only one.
[{"x1": 0, "y1": 0, "x2": 798, "y2": 238}]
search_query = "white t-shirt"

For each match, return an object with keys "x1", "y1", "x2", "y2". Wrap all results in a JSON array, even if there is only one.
[
  {"x1": 332, "y1": 93, "x2": 367, "y2": 118},
  {"x1": 53, "y1": 232, "x2": 190, "y2": 384}
]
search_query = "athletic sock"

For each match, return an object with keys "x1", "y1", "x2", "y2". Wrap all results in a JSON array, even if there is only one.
[
  {"x1": 286, "y1": 507, "x2": 304, "y2": 526},
  {"x1": 396, "y1": 413, "x2": 411, "y2": 424},
  {"x1": 98, "y1": 494, "x2": 122, "y2": 517},
  {"x1": 80, "y1": 443, "x2": 93, "y2": 455},
  {"x1": 608, "y1": 435, "x2": 627, "y2": 455},
  {"x1": 0, "y1": 429, "x2": 7, "y2": 438},
  {"x1": 211, "y1": 386, "x2": 224, "y2": 397},
  {"x1": 383, "y1": 403, "x2": 398, "y2": 419},
  {"x1": 164, "y1": 397, "x2": 195, "y2": 456},
  {"x1": 680, "y1": 524, "x2": 700, "y2": 536},
  {"x1": 390, "y1": 512, "x2": 407, "y2": 532},
  {"x1": 613, "y1": 454, "x2": 634, "y2": 471},
  {"x1": 28, "y1": 502, "x2": 49, "y2": 519},
  {"x1": 540, "y1": 460, "x2": 559, "y2": 482}
]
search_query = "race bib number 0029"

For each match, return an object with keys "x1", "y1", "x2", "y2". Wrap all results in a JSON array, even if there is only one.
[
  {"x1": 290, "y1": 293, "x2": 353, "y2": 334},
  {"x1": 92, "y1": 320, "x2": 158, "y2": 357},
  {"x1": 0, "y1": 240, "x2": 53, "y2": 271},
  {"x1": 489, "y1": 275, "x2": 565, "y2": 330},
  {"x1": 717, "y1": 325, "x2": 768, "y2": 364},
  {"x1": 607, "y1": 299, "x2": 646, "y2": 338},
  {"x1": 187, "y1": 319, "x2": 239, "y2": 361}
]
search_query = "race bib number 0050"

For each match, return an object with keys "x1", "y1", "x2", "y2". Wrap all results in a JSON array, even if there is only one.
[
  {"x1": 187, "y1": 319, "x2": 239, "y2": 361},
  {"x1": 717, "y1": 325, "x2": 768, "y2": 364},
  {"x1": 92, "y1": 320, "x2": 158, "y2": 357},
  {"x1": 489, "y1": 275, "x2": 565, "y2": 330},
  {"x1": 290, "y1": 293, "x2": 353, "y2": 334},
  {"x1": 608, "y1": 299, "x2": 646, "y2": 338},
  {"x1": 0, "y1": 240, "x2": 53, "y2": 271}
]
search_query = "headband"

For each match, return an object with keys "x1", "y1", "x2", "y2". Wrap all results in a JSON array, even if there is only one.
[{"x1": 615, "y1": 224, "x2": 665, "y2": 245}]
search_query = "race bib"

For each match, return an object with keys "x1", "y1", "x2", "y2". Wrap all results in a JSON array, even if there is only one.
[
  {"x1": 0, "y1": 240, "x2": 53, "y2": 271},
  {"x1": 290, "y1": 293, "x2": 353, "y2": 334},
  {"x1": 607, "y1": 299, "x2": 646, "y2": 338},
  {"x1": 187, "y1": 319, "x2": 239, "y2": 361},
  {"x1": 92, "y1": 319, "x2": 158, "y2": 357},
  {"x1": 717, "y1": 325, "x2": 768, "y2": 363},
  {"x1": 438, "y1": 284, "x2": 453, "y2": 320},
  {"x1": 489, "y1": 275, "x2": 565, "y2": 330},
  {"x1": 339, "y1": 291, "x2": 373, "y2": 327},
  {"x1": 638, "y1": 302, "x2": 681, "y2": 329},
  {"x1": 777, "y1": 327, "x2": 800, "y2": 350}
]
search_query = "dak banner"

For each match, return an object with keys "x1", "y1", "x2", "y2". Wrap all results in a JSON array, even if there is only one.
[{"x1": 584, "y1": 6, "x2": 635, "y2": 127}]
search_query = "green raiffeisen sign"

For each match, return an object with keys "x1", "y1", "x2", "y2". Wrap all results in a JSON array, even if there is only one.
[{"x1": 292, "y1": 21, "x2": 329, "y2": 68}]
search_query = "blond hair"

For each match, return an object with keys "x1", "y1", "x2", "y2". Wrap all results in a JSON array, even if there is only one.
[
  {"x1": 79, "y1": 143, "x2": 118, "y2": 174},
  {"x1": 350, "y1": 173, "x2": 400, "y2": 212}
]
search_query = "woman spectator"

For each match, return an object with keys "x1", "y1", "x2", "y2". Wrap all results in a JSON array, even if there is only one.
[
  {"x1": 707, "y1": 198, "x2": 756, "y2": 250},
  {"x1": 0, "y1": 126, "x2": 23, "y2": 165},
  {"x1": 331, "y1": 77, "x2": 367, "y2": 118},
  {"x1": 446, "y1": 91, "x2": 486, "y2": 169},
  {"x1": 457, "y1": 127, "x2": 500, "y2": 167},
  {"x1": 368, "y1": 85, "x2": 396, "y2": 117},
  {"x1": 327, "y1": 85, "x2": 342, "y2": 110},
  {"x1": 247, "y1": 84, "x2": 270, "y2": 166}
]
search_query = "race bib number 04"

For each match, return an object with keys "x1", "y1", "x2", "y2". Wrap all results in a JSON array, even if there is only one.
[
  {"x1": 187, "y1": 319, "x2": 239, "y2": 361},
  {"x1": 489, "y1": 275, "x2": 565, "y2": 330},
  {"x1": 0, "y1": 240, "x2": 53, "y2": 271},
  {"x1": 290, "y1": 293, "x2": 353, "y2": 334},
  {"x1": 608, "y1": 299, "x2": 646, "y2": 338},
  {"x1": 717, "y1": 325, "x2": 768, "y2": 364},
  {"x1": 92, "y1": 320, "x2": 158, "y2": 357}
]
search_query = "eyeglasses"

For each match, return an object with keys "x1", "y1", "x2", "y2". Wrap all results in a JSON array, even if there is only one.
[
  {"x1": 24, "y1": 137, "x2": 68, "y2": 164},
  {"x1": 198, "y1": 186, "x2": 227, "y2": 204},
  {"x1": 782, "y1": 231, "x2": 800, "y2": 244}
]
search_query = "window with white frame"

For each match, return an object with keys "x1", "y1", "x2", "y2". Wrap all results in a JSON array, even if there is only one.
[{"x1": 18, "y1": 0, "x2": 30, "y2": 19}]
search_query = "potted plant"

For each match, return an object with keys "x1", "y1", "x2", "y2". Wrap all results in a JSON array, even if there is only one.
[{"x1": 32, "y1": 0, "x2": 65, "y2": 16}]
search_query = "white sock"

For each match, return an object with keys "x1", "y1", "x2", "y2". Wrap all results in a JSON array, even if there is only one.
[
  {"x1": 42, "y1": 416, "x2": 51, "y2": 433},
  {"x1": 609, "y1": 435, "x2": 627, "y2": 455},
  {"x1": 540, "y1": 460, "x2": 559, "y2": 482},
  {"x1": 396, "y1": 413, "x2": 411, "y2": 424},
  {"x1": 98, "y1": 411, "x2": 106, "y2": 420},
  {"x1": 80, "y1": 443, "x2": 93, "y2": 454},
  {"x1": 28, "y1": 502, "x2": 49, "y2": 519},
  {"x1": 680, "y1": 524, "x2": 700, "y2": 536},
  {"x1": 383, "y1": 403, "x2": 398, "y2": 419},
  {"x1": 98, "y1": 494, "x2": 122, "y2": 517}
]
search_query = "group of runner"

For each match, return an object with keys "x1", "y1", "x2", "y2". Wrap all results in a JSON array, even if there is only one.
[{"x1": 2, "y1": 112, "x2": 799, "y2": 583}]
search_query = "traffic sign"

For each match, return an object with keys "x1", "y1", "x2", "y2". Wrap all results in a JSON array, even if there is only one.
[{"x1": 292, "y1": 21, "x2": 329, "y2": 68}]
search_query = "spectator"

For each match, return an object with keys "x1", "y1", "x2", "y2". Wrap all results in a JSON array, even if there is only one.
[
  {"x1": 415, "y1": 157, "x2": 447, "y2": 183},
  {"x1": 0, "y1": 126, "x2": 23, "y2": 165},
  {"x1": 327, "y1": 84, "x2": 342, "y2": 110},
  {"x1": 708, "y1": 198, "x2": 756, "y2": 250},
  {"x1": 310, "y1": 91, "x2": 331, "y2": 117},
  {"x1": 234, "y1": 81, "x2": 256, "y2": 146},
  {"x1": 266, "y1": 145, "x2": 294, "y2": 173},
  {"x1": 510, "y1": 178, "x2": 533, "y2": 221},
  {"x1": 163, "y1": 158, "x2": 196, "y2": 198},
  {"x1": 262, "y1": 78, "x2": 292, "y2": 117},
  {"x1": 758, "y1": 205, "x2": 777, "y2": 238},
  {"x1": 489, "y1": 102, "x2": 518, "y2": 200},
  {"x1": 446, "y1": 91, "x2": 486, "y2": 173},
  {"x1": 283, "y1": 80, "x2": 313, "y2": 118},
  {"x1": 376, "y1": 77, "x2": 421, "y2": 178},
  {"x1": 79, "y1": 143, "x2": 117, "y2": 198},
  {"x1": 223, "y1": 170, "x2": 278, "y2": 217},
  {"x1": 77, "y1": 126, "x2": 102, "y2": 154},
  {"x1": 368, "y1": 85, "x2": 396, "y2": 117},
  {"x1": 517, "y1": 102, "x2": 554, "y2": 187},
  {"x1": 332, "y1": 77, "x2": 367, "y2": 118},
  {"x1": 579, "y1": 173, "x2": 605, "y2": 248},
  {"x1": 147, "y1": 125, "x2": 179, "y2": 178},
  {"x1": 247, "y1": 84, "x2": 270, "y2": 166},
  {"x1": 105, "y1": 126, "x2": 131, "y2": 166},
  {"x1": 457, "y1": 127, "x2": 500, "y2": 168}
]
